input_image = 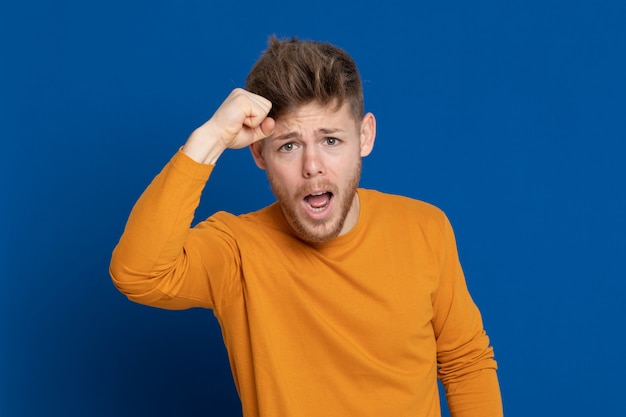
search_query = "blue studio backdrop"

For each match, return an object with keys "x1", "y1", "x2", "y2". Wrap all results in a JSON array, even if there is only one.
[{"x1": 1, "y1": 1, "x2": 625, "y2": 416}]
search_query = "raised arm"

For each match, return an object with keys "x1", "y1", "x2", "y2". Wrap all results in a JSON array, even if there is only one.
[
  {"x1": 109, "y1": 89, "x2": 274, "y2": 309},
  {"x1": 182, "y1": 88, "x2": 274, "y2": 163}
]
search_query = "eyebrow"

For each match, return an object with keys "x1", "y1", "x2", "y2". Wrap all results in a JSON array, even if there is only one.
[{"x1": 271, "y1": 128, "x2": 344, "y2": 142}]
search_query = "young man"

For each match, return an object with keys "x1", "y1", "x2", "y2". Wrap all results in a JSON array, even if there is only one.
[{"x1": 110, "y1": 36, "x2": 503, "y2": 417}]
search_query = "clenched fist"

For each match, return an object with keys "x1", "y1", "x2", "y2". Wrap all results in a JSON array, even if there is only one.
[{"x1": 182, "y1": 89, "x2": 275, "y2": 164}]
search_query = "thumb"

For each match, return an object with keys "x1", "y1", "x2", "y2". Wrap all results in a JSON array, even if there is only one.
[{"x1": 253, "y1": 117, "x2": 275, "y2": 141}]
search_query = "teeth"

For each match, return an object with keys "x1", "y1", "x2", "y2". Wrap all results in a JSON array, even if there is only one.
[{"x1": 310, "y1": 191, "x2": 325, "y2": 196}]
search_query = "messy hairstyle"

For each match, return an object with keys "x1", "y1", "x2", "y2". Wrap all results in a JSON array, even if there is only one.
[{"x1": 245, "y1": 35, "x2": 364, "y2": 123}]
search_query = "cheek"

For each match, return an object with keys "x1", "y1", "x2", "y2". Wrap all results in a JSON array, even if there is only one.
[
  {"x1": 266, "y1": 162, "x2": 296, "y2": 181},
  {"x1": 335, "y1": 155, "x2": 360, "y2": 175},
  {"x1": 266, "y1": 164, "x2": 300, "y2": 193}
]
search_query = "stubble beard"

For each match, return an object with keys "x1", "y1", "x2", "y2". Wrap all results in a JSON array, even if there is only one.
[{"x1": 267, "y1": 160, "x2": 362, "y2": 244}]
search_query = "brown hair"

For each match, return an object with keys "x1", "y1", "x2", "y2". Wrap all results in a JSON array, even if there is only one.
[{"x1": 245, "y1": 36, "x2": 364, "y2": 123}]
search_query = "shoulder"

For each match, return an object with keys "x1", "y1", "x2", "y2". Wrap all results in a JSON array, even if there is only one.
[
  {"x1": 201, "y1": 202, "x2": 291, "y2": 239},
  {"x1": 358, "y1": 188, "x2": 456, "y2": 247},
  {"x1": 359, "y1": 188, "x2": 448, "y2": 223}
]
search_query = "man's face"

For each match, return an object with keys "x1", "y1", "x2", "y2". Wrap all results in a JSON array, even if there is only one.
[{"x1": 251, "y1": 101, "x2": 376, "y2": 243}]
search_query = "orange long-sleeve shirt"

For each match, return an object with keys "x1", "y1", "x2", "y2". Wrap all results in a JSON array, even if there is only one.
[{"x1": 110, "y1": 150, "x2": 502, "y2": 417}]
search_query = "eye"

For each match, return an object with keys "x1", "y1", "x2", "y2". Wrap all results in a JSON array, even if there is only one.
[
  {"x1": 325, "y1": 137, "x2": 340, "y2": 146},
  {"x1": 279, "y1": 142, "x2": 296, "y2": 152}
]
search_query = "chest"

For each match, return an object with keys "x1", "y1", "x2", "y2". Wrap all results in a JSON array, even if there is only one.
[{"x1": 239, "y1": 232, "x2": 441, "y2": 364}]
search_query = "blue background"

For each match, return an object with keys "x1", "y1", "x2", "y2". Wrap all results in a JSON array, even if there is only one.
[{"x1": 1, "y1": 1, "x2": 625, "y2": 416}]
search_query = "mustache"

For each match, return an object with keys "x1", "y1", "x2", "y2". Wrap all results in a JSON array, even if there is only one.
[{"x1": 295, "y1": 183, "x2": 338, "y2": 199}]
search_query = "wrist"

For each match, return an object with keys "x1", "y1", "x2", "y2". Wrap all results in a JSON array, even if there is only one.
[{"x1": 182, "y1": 123, "x2": 227, "y2": 164}]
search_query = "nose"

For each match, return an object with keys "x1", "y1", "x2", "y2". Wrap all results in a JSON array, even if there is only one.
[{"x1": 302, "y1": 147, "x2": 325, "y2": 178}]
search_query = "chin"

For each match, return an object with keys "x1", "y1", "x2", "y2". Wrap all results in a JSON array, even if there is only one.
[{"x1": 289, "y1": 214, "x2": 346, "y2": 244}]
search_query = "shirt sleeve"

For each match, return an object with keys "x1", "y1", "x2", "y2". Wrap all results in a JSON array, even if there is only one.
[
  {"x1": 109, "y1": 149, "x2": 241, "y2": 310},
  {"x1": 431, "y1": 214, "x2": 503, "y2": 417}
]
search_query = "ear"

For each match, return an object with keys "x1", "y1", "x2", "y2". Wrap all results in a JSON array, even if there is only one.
[
  {"x1": 249, "y1": 141, "x2": 267, "y2": 170},
  {"x1": 359, "y1": 112, "x2": 376, "y2": 157}
]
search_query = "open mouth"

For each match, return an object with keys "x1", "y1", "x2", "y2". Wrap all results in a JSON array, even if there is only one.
[{"x1": 304, "y1": 191, "x2": 334, "y2": 212}]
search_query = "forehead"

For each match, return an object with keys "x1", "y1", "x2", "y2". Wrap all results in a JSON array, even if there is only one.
[{"x1": 273, "y1": 101, "x2": 358, "y2": 134}]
